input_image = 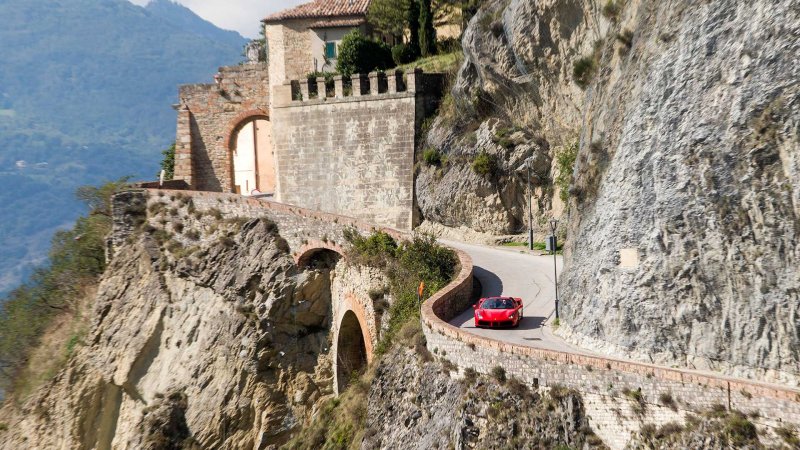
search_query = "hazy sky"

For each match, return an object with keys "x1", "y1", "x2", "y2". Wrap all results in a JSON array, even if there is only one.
[{"x1": 128, "y1": 0, "x2": 306, "y2": 38}]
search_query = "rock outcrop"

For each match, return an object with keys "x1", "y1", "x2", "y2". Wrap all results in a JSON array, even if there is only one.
[
  {"x1": 0, "y1": 202, "x2": 340, "y2": 448},
  {"x1": 361, "y1": 343, "x2": 607, "y2": 449},
  {"x1": 558, "y1": 0, "x2": 800, "y2": 386},
  {"x1": 415, "y1": 0, "x2": 602, "y2": 235}
]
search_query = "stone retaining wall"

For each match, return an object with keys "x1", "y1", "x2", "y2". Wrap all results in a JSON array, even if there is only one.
[{"x1": 113, "y1": 189, "x2": 406, "y2": 265}]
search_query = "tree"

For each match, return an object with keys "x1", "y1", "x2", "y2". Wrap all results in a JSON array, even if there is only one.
[
  {"x1": 367, "y1": 0, "x2": 410, "y2": 40},
  {"x1": 336, "y1": 30, "x2": 393, "y2": 78},
  {"x1": 0, "y1": 179, "x2": 130, "y2": 393},
  {"x1": 418, "y1": 0, "x2": 437, "y2": 56},
  {"x1": 159, "y1": 142, "x2": 175, "y2": 180},
  {"x1": 408, "y1": 0, "x2": 421, "y2": 56}
]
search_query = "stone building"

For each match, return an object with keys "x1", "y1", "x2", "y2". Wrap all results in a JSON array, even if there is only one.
[
  {"x1": 170, "y1": 0, "x2": 446, "y2": 230},
  {"x1": 264, "y1": 0, "x2": 372, "y2": 86}
]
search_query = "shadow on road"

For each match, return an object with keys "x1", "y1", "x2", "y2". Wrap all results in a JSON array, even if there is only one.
[
  {"x1": 473, "y1": 265, "x2": 503, "y2": 297},
  {"x1": 517, "y1": 316, "x2": 546, "y2": 331}
]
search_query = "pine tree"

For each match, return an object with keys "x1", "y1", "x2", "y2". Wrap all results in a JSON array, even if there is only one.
[
  {"x1": 408, "y1": 0, "x2": 421, "y2": 56},
  {"x1": 418, "y1": 0, "x2": 436, "y2": 56}
]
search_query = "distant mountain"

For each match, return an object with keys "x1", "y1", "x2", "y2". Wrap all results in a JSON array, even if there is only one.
[
  {"x1": 0, "y1": 0, "x2": 248, "y2": 295},
  {"x1": 144, "y1": 0, "x2": 246, "y2": 49}
]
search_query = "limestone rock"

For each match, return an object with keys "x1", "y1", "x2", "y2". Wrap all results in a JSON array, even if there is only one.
[
  {"x1": 559, "y1": 0, "x2": 800, "y2": 386},
  {"x1": 361, "y1": 345, "x2": 607, "y2": 449},
  {"x1": 0, "y1": 215, "x2": 338, "y2": 448}
]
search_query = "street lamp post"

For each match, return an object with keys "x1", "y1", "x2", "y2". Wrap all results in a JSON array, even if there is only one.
[
  {"x1": 549, "y1": 219, "x2": 559, "y2": 321},
  {"x1": 527, "y1": 163, "x2": 534, "y2": 251}
]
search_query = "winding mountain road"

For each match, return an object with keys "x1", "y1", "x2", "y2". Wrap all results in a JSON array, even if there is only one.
[{"x1": 444, "y1": 240, "x2": 591, "y2": 355}]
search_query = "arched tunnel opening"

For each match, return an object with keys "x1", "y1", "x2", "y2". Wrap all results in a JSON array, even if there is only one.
[
  {"x1": 299, "y1": 248, "x2": 341, "y2": 270},
  {"x1": 336, "y1": 310, "x2": 368, "y2": 393}
]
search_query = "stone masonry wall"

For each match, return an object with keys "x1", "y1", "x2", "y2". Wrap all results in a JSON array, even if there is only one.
[
  {"x1": 265, "y1": 19, "x2": 314, "y2": 89},
  {"x1": 174, "y1": 64, "x2": 270, "y2": 191},
  {"x1": 422, "y1": 252, "x2": 800, "y2": 449},
  {"x1": 271, "y1": 71, "x2": 444, "y2": 231}
]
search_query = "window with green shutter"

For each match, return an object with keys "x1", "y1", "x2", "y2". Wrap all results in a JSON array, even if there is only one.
[{"x1": 325, "y1": 42, "x2": 336, "y2": 59}]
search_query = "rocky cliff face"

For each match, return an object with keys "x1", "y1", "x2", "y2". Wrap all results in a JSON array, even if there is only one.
[
  {"x1": 419, "y1": 0, "x2": 799, "y2": 385},
  {"x1": 363, "y1": 343, "x2": 606, "y2": 449},
  {"x1": 558, "y1": 0, "x2": 800, "y2": 386},
  {"x1": 416, "y1": 0, "x2": 602, "y2": 236},
  {"x1": 0, "y1": 200, "x2": 340, "y2": 448}
]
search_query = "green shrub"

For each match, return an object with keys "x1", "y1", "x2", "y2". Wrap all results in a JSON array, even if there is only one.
[
  {"x1": 422, "y1": 147, "x2": 442, "y2": 166},
  {"x1": 158, "y1": 142, "x2": 175, "y2": 180},
  {"x1": 776, "y1": 426, "x2": 800, "y2": 447},
  {"x1": 436, "y1": 37, "x2": 461, "y2": 54},
  {"x1": 463, "y1": 367, "x2": 478, "y2": 384},
  {"x1": 344, "y1": 231, "x2": 456, "y2": 355},
  {"x1": 572, "y1": 56, "x2": 596, "y2": 89},
  {"x1": 555, "y1": 141, "x2": 578, "y2": 202},
  {"x1": 602, "y1": 0, "x2": 620, "y2": 19},
  {"x1": 391, "y1": 43, "x2": 418, "y2": 66},
  {"x1": 472, "y1": 151, "x2": 497, "y2": 176},
  {"x1": 336, "y1": 30, "x2": 393, "y2": 78},
  {"x1": 491, "y1": 366, "x2": 507, "y2": 383},
  {"x1": 623, "y1": 387, "x2": 647, "y2": 414},
  {"x1": 658, "y1": 392, "x2": 677, "y2": 411},
  {"x1": 725, "y1": 413, "x2": 758, "y2": 446}
]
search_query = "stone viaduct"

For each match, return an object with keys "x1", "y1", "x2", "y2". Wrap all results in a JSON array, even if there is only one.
[{"x1": 171, "y1": 64, "x2": 443, "y2": 231}]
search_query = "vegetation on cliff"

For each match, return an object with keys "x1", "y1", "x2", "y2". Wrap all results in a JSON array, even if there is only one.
[{"x1": 0, "y1": 179, "x2": 129, "y2": 398}]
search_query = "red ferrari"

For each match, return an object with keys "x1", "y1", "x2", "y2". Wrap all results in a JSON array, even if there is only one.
[{"x1": 473, "y1": 296, "x2": 523, "y2": 328}]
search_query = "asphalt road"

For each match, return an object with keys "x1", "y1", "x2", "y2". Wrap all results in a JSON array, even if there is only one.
[{"x1": 444, "y1": 240, "x2": 589, "y2": 354}]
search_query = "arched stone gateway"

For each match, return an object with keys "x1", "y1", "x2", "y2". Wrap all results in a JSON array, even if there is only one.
[
  {"x1": 335, "y1": 310, "x2": 369, "y2": 394},
  {"x1": 226, "y1": 111, "x2": 275, "y2": 196}
]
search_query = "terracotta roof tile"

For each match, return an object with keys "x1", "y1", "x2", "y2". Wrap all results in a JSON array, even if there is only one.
[
  {"x1": 264, "y1": 0, "x2": 371, "y2": 23},
  {"x1": 309, "y1": 17, "x2": 366, "y2": 28}
]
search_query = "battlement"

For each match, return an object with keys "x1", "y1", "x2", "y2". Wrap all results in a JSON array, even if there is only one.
[{"x1": 273, "y1": 69, "x2": 445, "y2": 107}]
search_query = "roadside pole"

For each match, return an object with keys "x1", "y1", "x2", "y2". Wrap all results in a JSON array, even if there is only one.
[
  {"x1": 528, "y1": 163, "x2": 534, "y2": 251},
  {"x1": 549, "y1": 219, "x2": 559, "y2": 321}
]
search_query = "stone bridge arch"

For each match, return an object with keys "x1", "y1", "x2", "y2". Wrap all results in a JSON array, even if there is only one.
[
  {"x1": 295, "y1": 240, "x2": 346, "y2": 268},
  {"x1": 333, "y1": 292, "x2": 376, "y2": 395}
]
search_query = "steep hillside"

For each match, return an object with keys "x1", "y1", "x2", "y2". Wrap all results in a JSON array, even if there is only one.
[
  {"x1": 418, "y1": 0, "x2": 799, "y2": 385},
  {"x1": 0, "y1": 0, "x2": 247, "y2": 295}
]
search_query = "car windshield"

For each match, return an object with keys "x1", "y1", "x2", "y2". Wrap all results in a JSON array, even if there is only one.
[{"x1": 482, "y1": 298, "x2": 515, "y2": 309}]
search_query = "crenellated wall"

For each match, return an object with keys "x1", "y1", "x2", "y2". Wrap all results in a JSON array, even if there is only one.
[
  {"x1": 171, "y1": 65, "x2": 443, "y2": 231},
  {"x1": 271, "y1": 70, "x2": 444, "y2": 230}
]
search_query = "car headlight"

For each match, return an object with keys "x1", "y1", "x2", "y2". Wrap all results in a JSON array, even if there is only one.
[{"x1": 476, "y1": 312, "x2": 483, "y2": 319}]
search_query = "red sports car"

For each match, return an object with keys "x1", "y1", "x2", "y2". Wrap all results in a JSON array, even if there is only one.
[{"x1": 473, "y1": 296, "x2": 523, "y2": 328}]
